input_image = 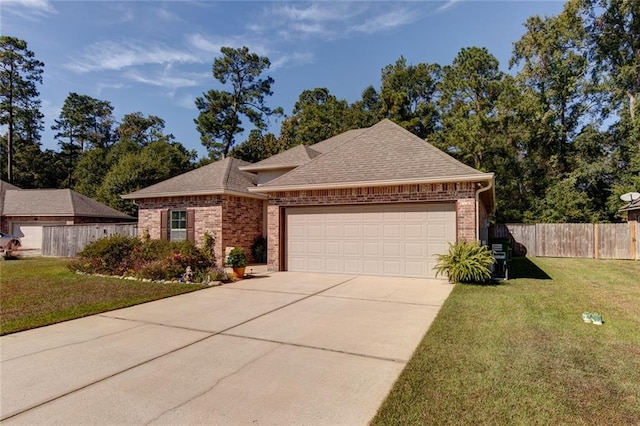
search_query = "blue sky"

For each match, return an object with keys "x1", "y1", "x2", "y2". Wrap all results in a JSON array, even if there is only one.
[{"x1": 2, "y1": 0, "x2": 565, "y2": 159}]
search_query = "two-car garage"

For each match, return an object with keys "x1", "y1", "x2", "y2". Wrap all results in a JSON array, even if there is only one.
[{"x1": 286, "y1": 203, "x2": 456, "y2": 279}]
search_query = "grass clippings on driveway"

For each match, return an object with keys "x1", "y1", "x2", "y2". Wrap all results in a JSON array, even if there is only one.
[
  {"x1": 372, "y1": 257, "x2": 640, "y2": 425},
  {"x1": 0, "y1": 257, "x2": 205, "y2": 335}
]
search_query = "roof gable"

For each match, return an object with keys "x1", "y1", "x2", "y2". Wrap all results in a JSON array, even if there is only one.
[
  {"x1": 123, "y1": 157, "x2": 262, "y2": 199},
  {"x1": 0, "y1": 180, "x2": 20, "y2": 215},
  {"x1": 3, "y1": 188, "x2": 133, "y2": 219},
  {"x1": 259, "y1": 119, "x2": 491, "y2": 189},
  {"x1": 240, "y1": 145, "x2": 322, "y2": 171}
]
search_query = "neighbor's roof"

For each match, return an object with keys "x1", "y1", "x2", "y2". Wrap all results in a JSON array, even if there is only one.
[
  {"x1": 3, "y1": 188, "x2": 133, "y2": 219},
  {"x1": 240, "y1": 128, "x2": 367, "y2": 172},
  {"x1": 0, "y1": 180, "x2": 20, "y2": 215},
  {"x1": 253, "y1": 119, "x2": 493, "y2": 191},
  {"x1": 122, "y1": 157, "x2": 264, "y2": 200},
  {"x1": 619, "y1": 198, "x2": 640, "y2": 212}
]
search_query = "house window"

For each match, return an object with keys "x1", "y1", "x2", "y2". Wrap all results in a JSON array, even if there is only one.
[{"x1": 170, "y1": 210, "x2": 187, "y2": 241}]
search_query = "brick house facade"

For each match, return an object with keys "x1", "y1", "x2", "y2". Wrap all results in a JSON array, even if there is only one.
[
  {"x1": 136, "y1": 194, "x2": 264, "y2": 265},
  {"x1": 264, "y1": 183, "x2": 491, "y2": 271},
  {"x1": 127, "y1": 120, "x2": 496, "y2": 278}
]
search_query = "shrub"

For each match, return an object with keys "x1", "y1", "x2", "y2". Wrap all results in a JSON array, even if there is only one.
[
  {"x1": 74, "y1": 235, "x2": 140, "y2": 275},
  {"x1": 251, "y1": 236, "x2": 267, "y2": 263},
  {"x1": 71, "y1": 236, "x2": 214, "y2": 282},
  {"x1": 226, "y1": 247, "x2": 248, "y2": 268},
  {"x1": 433, "y1": 241, "x2": 495, "y2": 284},
  {"x1": 202, "y1": 232, "x2": 216, "y2": 265}
]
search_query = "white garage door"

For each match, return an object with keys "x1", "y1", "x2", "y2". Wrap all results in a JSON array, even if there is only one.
[
  {"x1": 12, "y1": 223, "x2": 64, "y2": 250},
  {"x1": 286, "y1": 203, "x2": 456, "y2": 278}
]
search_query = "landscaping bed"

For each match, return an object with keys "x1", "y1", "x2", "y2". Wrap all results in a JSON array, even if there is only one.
[
  {"x1": 0, "y1": 257, "x2": 205, "y2": 335},
  {"x1": 372, "y1": 257, "x2": 640, "y2": 424}
]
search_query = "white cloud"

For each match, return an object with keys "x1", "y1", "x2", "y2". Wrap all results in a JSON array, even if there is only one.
[
  {"x1": 437, "y1": 0, "x2": 461, "y2": 12},
  {"x1": 67, "y1": 40, "x2": 202, "y2": 73},
  {"x1": 0, "y1": 0, "x2": 56, "y2": 19},
  {"x1": 125, "y1": 71, "x2": 198, "y2": 90},
  {"x1": 270, "y1": 51, "x2": 315, "y2": 70},
  {"x1": 252, "y1": 2, "x2": 419, "y2": 42},
  {"x1": 187, "y1": 33, "x2": 270, "y2": 57},
  {"x1": 352, "y1": 9, "x2": 418, "y2": 34}
]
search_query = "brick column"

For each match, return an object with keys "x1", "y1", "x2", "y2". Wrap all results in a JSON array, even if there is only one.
[
  {"x1": 267, "y1": 205, "x2": 281, "y2": 271},
  {"x1": 457, "y1": 198, "x2": 477, "y2": 242}
]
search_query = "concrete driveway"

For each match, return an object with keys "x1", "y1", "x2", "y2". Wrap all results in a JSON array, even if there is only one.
[{"x1": 0, "y1": 272, "x2": 453, "y2": 425}]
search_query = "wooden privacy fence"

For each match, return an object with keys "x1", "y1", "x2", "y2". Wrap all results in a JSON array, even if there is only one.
[
  {"x1": 490, "y1": 223, "x2": 639, "y2": 260},
  {"x1": 42, "y1": 223, "x2": 138, "y2": 258}
]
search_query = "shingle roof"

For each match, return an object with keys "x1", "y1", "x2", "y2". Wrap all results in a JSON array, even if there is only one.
[
  {"x1": 0, "y1": 180, "x2": 20, "y2": 215},
  {"x1": 122, "y1": 157, "x2": 263, "y2": 199},
  {"x1": 309, "y1": 128, "x2": 368, "y2": 153},
  {"x1": 258, "y1": 119, "x2": 491, "y2": 189},
  {"x1": 619, "y1": 197, "x2": 640, "y2": 212},
  {"x1": 240, "y1": 145, "x2": 322, "y2": 171},
  {"x1": 3, "y1": 188, "x2": 133, "y2": 219},
  {"x1": 240, "y1": 128, "x2": 367, "y2": 172}
]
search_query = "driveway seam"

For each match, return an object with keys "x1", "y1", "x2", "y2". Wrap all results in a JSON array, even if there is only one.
[
  {"x1": 221, "y1": 332, "x2": 408, "y2": 364},
  {"x1": 1, "y1": 321, "x2": 146, "y2": 362},
  {"x1": 315, "y1": 293, "x2": 445, "y2": 307}
]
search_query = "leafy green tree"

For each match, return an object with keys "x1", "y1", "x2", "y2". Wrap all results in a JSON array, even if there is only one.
[
  {"x1": 195, "y1": 46, "x2": 282, "y2": 160},
  {"x1": 436, "y1": 47, "x2": 506, "y2": 170},
  {"x1": 279, "y1": 88, "x2": 352, "y2": 146},
  {"x1": 98, "y1": 140, "x2": 196, "y2": 215},
  {"x1": 379, "y1": 56, "x2": 441, "y2": 138},
  {"x1": 0, "y1": 36, "x2": 44, "y2": 183},
  {"x1": 117, "y1": 112, "x2": 167, "y2": 147},
  {"x1": 52, "y1": 93, "x2": 115, "y2": 187},
  {"x1": 511, "y1": 3, "x2": 592, "y2": 176},
  {"x1": 350, "y1": 85, "x2": 383, "y2": 128},
  {"x1": 580, "y1": 0, "x2": 640, "y2": 122},
  {"x1": 230, "y1": 129, "x2": 287, "y2": 163}
]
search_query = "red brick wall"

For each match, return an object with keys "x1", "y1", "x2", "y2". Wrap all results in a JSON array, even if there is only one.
[
  {"x1": 221, "y1": 196, "x2": 265, "y2": 264},
  {"x1": 136, "y1": 194, "x2": 265, "y2": 266},
  {"x1": 137, "y1": 195, "x2": 224, "y2": 264},
  {"x1": 265, "y1": 182, "x2": 480, "y2": 271}
]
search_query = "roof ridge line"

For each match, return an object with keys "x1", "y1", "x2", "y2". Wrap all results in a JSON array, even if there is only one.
[
  {"x1": 67, "y1": 188, "x2": 76, "y2": 213},
  {"x1": 222, "y1": 157, "x2": 234, "y2": 189}
]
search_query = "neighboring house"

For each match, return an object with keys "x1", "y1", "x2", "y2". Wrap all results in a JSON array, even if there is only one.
[
  {"x1": 620, "y1": 198, "x2": 640, "y2": 222},
  {"x1": 125, "y1": 119, "x2": 495, "y2": 279},
  {"x1": 0, "y1": 182, "x2": 135, "y2": 250}
]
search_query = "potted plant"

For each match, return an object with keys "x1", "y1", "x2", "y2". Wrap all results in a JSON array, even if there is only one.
[{"x1": 227, "y1": 247, "x2": 248, "y2": 278}]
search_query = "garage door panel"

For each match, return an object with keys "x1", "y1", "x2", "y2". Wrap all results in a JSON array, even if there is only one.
[
  {"x1": 325, "y1": 225, "x2": 342, "y2": 238},
  {"x1": 405, "y1": 242, "x2": 424, "y2": 257},
  {"x1": 363, "y1": 242, "x2": 381, "y2": 256},
  {"x1": 405, "y1": 224, "x2": 424, "y2": 238},
  {"x1": 344, "y1": 242, "x2": 360, "y2": 256},
  {"x1": 307, "y1": 241, "x2": 323, "y2": 255},
  {"x1": 383, "y1": 224, "x2": 402, "y2": 238},
  {"x1": 286, "y1": 203, "x2": 456, "y2": 278},
  {"x1": 325, "y1": 241, "x2": 342, "y2": 254}
]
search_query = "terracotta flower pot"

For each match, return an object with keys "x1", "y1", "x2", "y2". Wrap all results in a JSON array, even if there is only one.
[{"x1": 233, "y1": 267, "x2": 246, "y2": 279}]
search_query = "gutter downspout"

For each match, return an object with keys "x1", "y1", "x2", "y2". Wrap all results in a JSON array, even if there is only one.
[{"x1": 475, "y1": 178, "x2": 494, "y2": 244}]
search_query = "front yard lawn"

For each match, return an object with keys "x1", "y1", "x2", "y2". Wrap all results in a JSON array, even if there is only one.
[
  {"x1": 373, "y1": 257, "x2": 640, "y2": 425},
  {"x1": 0, "y1": 257, "x2": 205, "y2": 335}
]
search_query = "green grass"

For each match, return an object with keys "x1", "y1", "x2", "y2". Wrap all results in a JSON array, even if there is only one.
[
  {"x1": 372, "y1": 257, "x2": 640, "y2": 425},
  {"x1": 0, "y1": 257, "x2": 205, "y2": 335}
]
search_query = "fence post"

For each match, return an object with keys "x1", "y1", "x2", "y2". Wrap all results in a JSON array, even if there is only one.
[
  {"x1": 594, "y1": 223, "x2": 599, "y2": 259},
  {"x1": 631, "y1": 222, "x2": 637, "y2": 260}
]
